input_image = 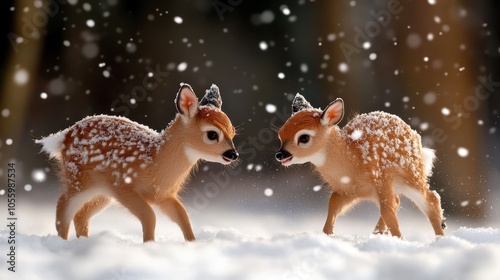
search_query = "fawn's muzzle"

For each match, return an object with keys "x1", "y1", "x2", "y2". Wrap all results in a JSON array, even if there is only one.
[
  {"x1": 275, "y1": 149, "x2": 292, "y2": 161},
  {"x1": 222, "y1": 149, "x2": 239, "y2": 162}
]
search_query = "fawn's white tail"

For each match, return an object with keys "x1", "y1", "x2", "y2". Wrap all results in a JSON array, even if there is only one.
[
  {"x1": 422, "y1": 147, "x2": 436, "y2": 177},
  {"x1": 36, "y1": 129, "x2": 68, "y2": 160}
]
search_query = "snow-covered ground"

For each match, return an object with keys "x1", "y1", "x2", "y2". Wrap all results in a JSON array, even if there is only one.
[{"x1": 1, "y1": 200, "x2": 500, "y2": 280}]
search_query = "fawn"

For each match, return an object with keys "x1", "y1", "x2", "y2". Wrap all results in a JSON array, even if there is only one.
[
  {"x1": 36, "y1": 83, "x2": 239, "y2": 242},
  {"x1": 276, "y1": 94, "x2": 446, "y2": 237}
]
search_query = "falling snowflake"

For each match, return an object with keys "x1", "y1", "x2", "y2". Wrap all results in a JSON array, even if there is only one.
[
  {"x1": 32, "y1": 169, "x2": 47, "y2": 182},
  {"x1": 265, "y1": 104, "x2": 277, "y2": 114},
  {"x1": 259, "y1": 41, "x2": 268, "y2": 51},
  {"x1": 174, "y1": 16, "x2": 183, "y2": 24},
  {"x1": 457, "y1": 147, "x2": 469, "y2": 158},
  {"x1": 264, "y1": 188, "x2": 273, "y2": 197},
  {"x1": 338, "y1": 63, "x2": 349, "y2": 73},
  {"x1": 14, "y1": 69, "x2": 29, "y2": 85},
  {"x1": 312, "y1": 185, "x2": 322, "y2": 192}
]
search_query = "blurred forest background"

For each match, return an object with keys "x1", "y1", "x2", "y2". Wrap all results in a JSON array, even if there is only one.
[{"x1": 0, "y1": 0, "x2": 499, "y2": 227}]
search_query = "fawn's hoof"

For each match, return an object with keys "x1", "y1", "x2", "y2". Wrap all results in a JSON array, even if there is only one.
[{"x1": 323, "y1": 227, "x2": 334, "y2": 235}]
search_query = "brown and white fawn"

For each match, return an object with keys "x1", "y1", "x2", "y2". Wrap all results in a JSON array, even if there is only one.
[
  {"x1": 36, "y1": 83, "x2": 239, "y2": 242},
  {"x1": 276, "y1": 94, "x2": 446, "y2": 237}
]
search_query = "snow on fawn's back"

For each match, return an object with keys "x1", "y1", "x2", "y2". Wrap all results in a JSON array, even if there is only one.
[
  {"x1": 276, "y1": 94, "x2": 446, "y2": 238},
  {"x1": 36, "y1": 83, "x2": 239, "y2": 242}
]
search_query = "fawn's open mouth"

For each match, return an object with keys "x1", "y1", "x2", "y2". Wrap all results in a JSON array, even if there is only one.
[{"x1": 279, "y1": 156, "x2": 293, "y2": 165}]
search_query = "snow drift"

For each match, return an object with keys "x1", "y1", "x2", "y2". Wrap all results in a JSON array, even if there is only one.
[{"x1": 1, "y1": 225, "x2": 499, "y2": 280}]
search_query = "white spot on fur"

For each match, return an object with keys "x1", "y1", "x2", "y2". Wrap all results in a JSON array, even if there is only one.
[
  {"x1": 340, "y1": 176, "x2": 351, "y2": 184},
  {"x1": 90, "y1": 154, "x2": 105, "y2": 163},
  {"x1": 349, "y1": 130, "x2": 363, "y2": 140},
  {"x1": 125, "y1": 156, "x2": 136, "y2": 162}
]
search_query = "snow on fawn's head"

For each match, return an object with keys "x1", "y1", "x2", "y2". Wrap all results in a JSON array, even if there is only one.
[
  {"x1": 36, "y1": 83, "x2": 238, "y2": 243},
  {"x1": 275, "y1": 93, "x2": 446, "y2": 238}
]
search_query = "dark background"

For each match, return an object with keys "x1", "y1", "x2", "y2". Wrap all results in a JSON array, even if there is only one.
[{"x1": 0, "y1": 0, "x2": 499, "y2": 226}]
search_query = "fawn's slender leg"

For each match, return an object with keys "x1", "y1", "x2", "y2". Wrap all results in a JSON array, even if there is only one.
[
  {"x1": 158, "y1": 196, "x2": 195, "y2": 241},
  {"x1": 56, "y1": 193, "x2": 71, "y2": 240},
  {"x1": 373, "y1": 195, "x2": 400, "y2": 234},
  {"x1": 373, "y1": 217, "x2": 387, "y2": 235},
  {"x1": 74, "y1": 196, "x2": 111, "y2": 238},
  {"x1": 114, "y1": 189, "x2": 156, "y2": 242},
  {"x1": 378, "y1": 187, "x2": 402, "y2": 238},
  {"x1": 323, "y1": 191, "x2": 357, "y2": 235},
  {"x1": 56, "y1": 187, "x2": 97, "y2": 239}
]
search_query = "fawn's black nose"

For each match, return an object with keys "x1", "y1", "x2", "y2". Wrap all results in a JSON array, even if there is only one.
[
  {"x1": 222, "y1": 149, "x2": 239, "y2": 161},
  {"x1": 275, "y1": 149, "x2": 292, "y2": 161}
]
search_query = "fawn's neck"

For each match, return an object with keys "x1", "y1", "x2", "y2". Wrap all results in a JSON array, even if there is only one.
[
  {"x1": 152, "y1": 116, "x2": 198, "y2": 191},
  {"x1": 315, "y1": 127, "x2": 355, "y2": 187}
]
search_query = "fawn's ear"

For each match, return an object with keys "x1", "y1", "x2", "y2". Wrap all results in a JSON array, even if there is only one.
[
  {"x1": 176, "y1": 83, "x2": 199, "y2": 120},
  {"x1": 320, "y1": 98, "x2": 344, "y2": 126},
  {"x1": 292, "y1": 93, "x2": 313, "y2": 115},
  {"x1": 200, "y1": 84, "x2": 223, "y2": 108}
]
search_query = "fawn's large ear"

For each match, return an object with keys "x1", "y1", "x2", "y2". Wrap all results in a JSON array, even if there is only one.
[
  {"x1": 292, "y1": 93, "x2": 313, "y2": 115},
  {"x1": 320, "y1": 98, "x2": 344, "y2": 126},
  {"x1": 200, "y1": 84, "x2": 222, "y2": 108},
  {"x1": 175, "y1": 83, "x2": 199, "y2": 120}
]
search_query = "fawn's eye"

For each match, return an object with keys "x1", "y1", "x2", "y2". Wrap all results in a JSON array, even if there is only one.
[
  {"x1": 298, "y1": 134, "x2": 310, "y2": 144},
  {"x1": 207, "y1": 131, "x2": 219, "y2": 141}
]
